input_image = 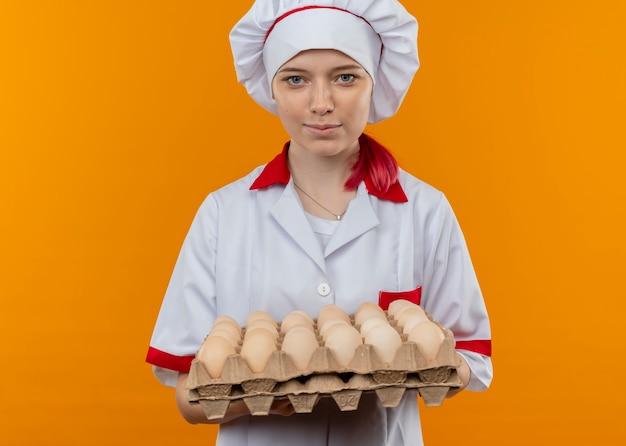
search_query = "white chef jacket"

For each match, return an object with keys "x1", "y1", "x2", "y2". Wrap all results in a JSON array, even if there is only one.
[{"x1": 147, "y1": 136, "x2": 492, "y2": 446}]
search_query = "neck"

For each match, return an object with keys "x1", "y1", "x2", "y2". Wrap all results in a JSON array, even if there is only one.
[
  {"x1": 287, "y1": 140, "x2": 359, "y2": 220},
  {"x1": 287, "y1": 141, "x2": 359, "y2": 192}
]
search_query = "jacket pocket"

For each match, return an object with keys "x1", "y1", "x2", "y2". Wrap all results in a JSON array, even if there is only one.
[{"x1": 378, "y1": 286, "x2": 422, "y2": 311}]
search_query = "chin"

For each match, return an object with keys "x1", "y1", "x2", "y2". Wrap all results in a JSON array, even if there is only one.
[{"x1": 295, "y1": 136, "x2": 360, "y2": 158}]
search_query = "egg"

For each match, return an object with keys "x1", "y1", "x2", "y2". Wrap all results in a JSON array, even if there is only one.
[
  {"x1": 407, "y1": 320, "x2": 445, "y2": 361},
  {"x1": 323, "y1": 323, "x2": 362, "y2": 368},
  {"x1": 246, "y1": 317, "x2": 278, "y2": 330},
  {"x1": 364, "y1": 324, "x2": 403, "y2": 364},
  {"x1": 401, "y1": 312, "x2": 430, "y2": 334},
  {"x1": 196, "y1": 334, "x2": 237, "y2": 378},
  {"x1": 388, "y1": 299, "x2": 419, "y2": 318},
  {"x1": 280, "y1": 310, "x2": 315, "y2": 333},
  {"x1": 356, "y1": 301, "x2": 382, "y2": 312},
  {"x1": 213, "y1": 317, "x2": 241, "y2": 331},
  {"x1": 292, "y1": 309, "x2": 315, "y2": 325},
  {"x1": 244, "y1": 321, "x2": 279, "y2": 341},
  {"x1": 401, "y1": 315, "x2": 430, "y2": 335},
  {"x1": 209, "y1": 327, "x2": 241, "y2": 346},
  {"x1": 281, "y1": 325, "x2": 319, "y2": 370},
  {"x1": 319, "y1": 318, "x2": 351, "y2": 340},
  {"x1": 396, "y1": 306, "x2": 428, "y2": 328},
  {"x1": 354, "y1": 305, "x2": 387, "y2": 327},
  {"x1": 213, "y1": 315, "x2": 242, "y2": 333},
  {"x1": 246, "y1": 310, "x2": 278, "y2": 328},
  {"x1": 317, "y1": 304, "x2": 351, "y2": 330},
  {"x1": 359, "y1": 315, "x2": 390, "y2": 338},
  {"x1": 240, "y1": 327, "x2": 277, "y2": 373}
]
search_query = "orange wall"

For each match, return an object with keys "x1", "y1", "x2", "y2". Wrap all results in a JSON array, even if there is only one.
[{"x1": 1, "y1": 1, "x2": 625, "y2": 444}]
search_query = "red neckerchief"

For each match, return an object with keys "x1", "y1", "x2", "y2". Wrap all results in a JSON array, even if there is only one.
[{"x1": 249, "y1": 135, "x2": 408, "y2": 203}]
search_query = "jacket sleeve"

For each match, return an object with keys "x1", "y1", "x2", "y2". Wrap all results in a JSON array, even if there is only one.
[
  {"x1": 419, "y1": 192, "x2": 493, "y2": 391},
  {"x1": 146, "y1": 194, "x2": 220, "y2": 387}
]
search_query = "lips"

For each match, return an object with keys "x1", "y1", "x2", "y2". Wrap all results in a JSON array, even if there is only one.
[
  {"x1": 306, "y1": 124, "x2": 340, "y2": 130},
  {"x1": 304, "y1": 124, "x2": 341, "y2": 136}
]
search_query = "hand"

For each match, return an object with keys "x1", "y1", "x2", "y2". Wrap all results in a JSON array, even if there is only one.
[
  {"x1": 436, "y1": 325, "x2": 472, "y2": 397},
  {"x1": 445, "y1": 352, "x2": 470, "y2": 397}
]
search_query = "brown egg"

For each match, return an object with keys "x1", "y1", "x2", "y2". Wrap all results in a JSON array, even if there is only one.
[
  {"x1": 356, "y1": 301, "x2": 382, "y2": 312},
  {"x1": 354, "y1": 305, "x2": 387, "y2": 327},
  {"x1": 317, "y1": 304, "x2": 351, "y2": 330},
  {"x1": 355, "y1": 301, "x2": 385, "y2": 316},
  {"x1": 408, "y1": 320, "x2": 445, "y2": 361},
  {"x1": 323, "y1": 323, "x2": 362, "y2": 368},
  {"x1": 359, "y1": 315, "x2": 390, "y2": 339},
  {"x1": 292, "y1": 310, "x2": 315, "y2": 325},
  {"x1": 244, "y1": 321, "x2": 279, "y2": 342},
  {"x1": 196, "y1": 335, "x2": 237, "y2": 378},
  {"x1": 280, "y1": 310, "x2": 315, "y2": 333},
  {"x1": 396, "y1": 306, "x2": 428, "y2": 328},
  {"x1": 401, "y1": 312, "x2": 430, "y2": 334},
  {"x1": 209, "y1": 327, "x2": 241, "y2": 346},
  {"x1": 240, "y1": 327, "x2": 277, "y2": 373},
  {"x1": 247, "y1": 317, "x2": 279, "y2": 332},
  {"x1": 364, "y1": 324, "x2": 403, "y2": 364},
  {"x1": 319, "y1": 318, "x2": 351, "y2": 340},
  {"x1": 281, "y1": 325, "x2": 319, "y2": 371},
  {"x1": 246, "y1": 310, "x2": 278, "y2": 330},
  {"x1": 388, "y1": 299, "x2": 419, "y2": 318},
  {"x1": 246, "y1": 310, "x2": 278, "y2": 328},
  {"x1": 213, "y1": 317, "x2": 241, "y2": 332},
  {"x1": 213, "y1": 315, "x2": 242, "y2": 333}
]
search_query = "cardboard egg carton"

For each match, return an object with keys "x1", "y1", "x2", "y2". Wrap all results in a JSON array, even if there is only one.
[{"x1": 187, "y1": 313, "x2": 462, "y2": 420}]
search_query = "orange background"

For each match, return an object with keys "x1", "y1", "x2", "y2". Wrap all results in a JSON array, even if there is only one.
[{"x1": 1, "y1": 1, "x2": 625, "y2": 444}]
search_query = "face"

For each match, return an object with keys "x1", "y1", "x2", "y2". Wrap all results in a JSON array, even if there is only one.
[{"x1": 271, "y1": 49, "x2": 373, "y2": 159}]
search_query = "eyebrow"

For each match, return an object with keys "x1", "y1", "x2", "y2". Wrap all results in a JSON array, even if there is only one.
[{"x1": 277, "y1": 64, "x2": 364, "y2": 74}]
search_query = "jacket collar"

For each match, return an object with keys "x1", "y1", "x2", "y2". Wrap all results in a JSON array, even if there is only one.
[{"x1": 249, "y1": 136, "x2": 408, "y2": 203}]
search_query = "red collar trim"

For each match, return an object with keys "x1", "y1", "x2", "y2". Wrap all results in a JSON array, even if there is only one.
[
  {"x1": 249, "y1": 142, "x2": 408, "y2": 203},
  {"x1": 365, "y1": 175, "x2": 408, "y2": 202},
  {"x1": 249, "y1": 143, "x2": 292, "y2": 190}
]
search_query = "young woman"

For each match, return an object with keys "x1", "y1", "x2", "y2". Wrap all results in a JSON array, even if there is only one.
[{"x1": 146, "y1": 1, "x2": 492, "y2": 444}]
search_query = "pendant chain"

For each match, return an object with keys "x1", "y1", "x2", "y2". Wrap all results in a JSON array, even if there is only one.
[{"x1": 293, "y1": 182, "x2": 346, "y2": 221}]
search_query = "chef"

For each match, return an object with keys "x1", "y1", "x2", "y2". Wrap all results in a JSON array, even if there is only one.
[{"x1": 146, "y1": 0, "x2": 493, "y2": 444}]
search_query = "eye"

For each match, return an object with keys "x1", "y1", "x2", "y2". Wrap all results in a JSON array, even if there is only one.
[
  {"x1": 337, "y1": 74, "x2": 355, "y2": 83},
  {"x1": 286, "y1": 76, "x2": 304, "y2": 85}
]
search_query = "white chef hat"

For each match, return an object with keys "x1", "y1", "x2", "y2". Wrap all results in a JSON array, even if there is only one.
[{"x1": 229, "y1": 0, "x2": 419, "y2": 123}]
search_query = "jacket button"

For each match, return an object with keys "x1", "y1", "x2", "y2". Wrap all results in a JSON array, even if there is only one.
[{"x1": 317, "y1": 283, "x2": 331, "y2": 297}]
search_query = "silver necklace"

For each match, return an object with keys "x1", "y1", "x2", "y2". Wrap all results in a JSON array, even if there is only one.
[{"x1": 294, "y1": 182, "x2": 346, "y2": 221}]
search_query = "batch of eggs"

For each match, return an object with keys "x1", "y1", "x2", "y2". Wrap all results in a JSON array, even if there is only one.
[{"x1": 196, "y1": 300, "x2": 446, "y2": 379}]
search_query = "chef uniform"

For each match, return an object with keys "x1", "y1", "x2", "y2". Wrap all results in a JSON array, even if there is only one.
[{"x1": 146, "y1": 1, "x2": 492, "y2": 445}]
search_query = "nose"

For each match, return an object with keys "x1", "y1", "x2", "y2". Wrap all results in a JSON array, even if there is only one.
[{"x1": 309, "y1": 82, "x2": 334, "y2": 115}]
